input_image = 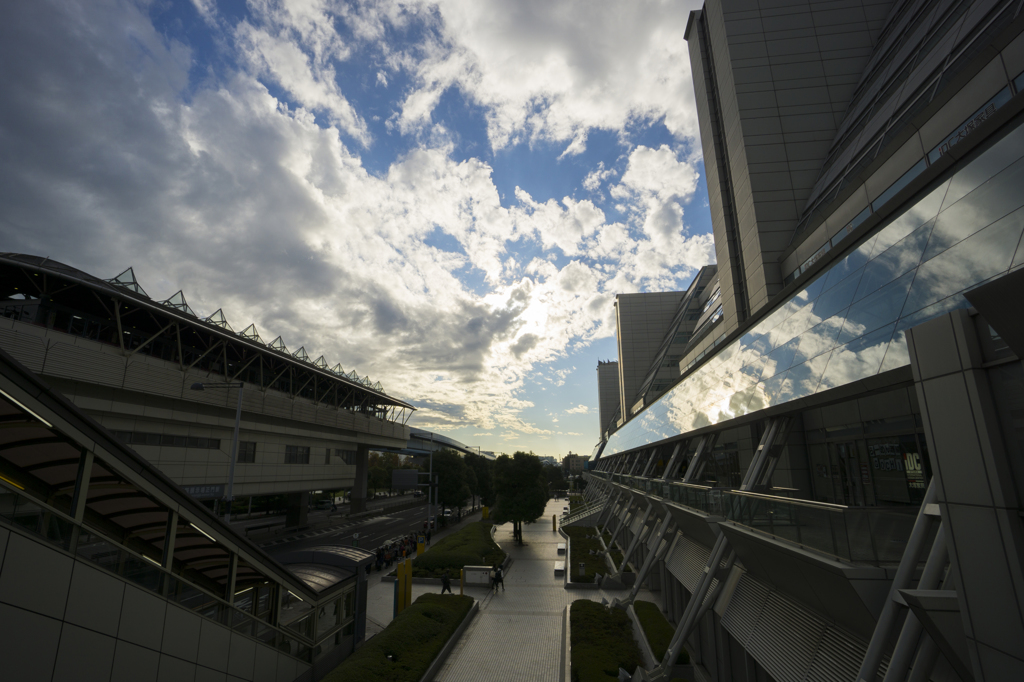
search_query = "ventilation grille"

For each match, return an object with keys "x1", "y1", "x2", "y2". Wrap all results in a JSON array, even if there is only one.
[
  {"x1": 805, "y1": 626, "x2": 871, "y2": 682},
  {"x1": 721, "y1": 574, "x2": 769, "y2": 645},
  {"x1": 745, "y1": 590, "x2": 827, "y2": 682},
  {"x1": 666, "y1": 535, "x2": 711, "y2": 592}
]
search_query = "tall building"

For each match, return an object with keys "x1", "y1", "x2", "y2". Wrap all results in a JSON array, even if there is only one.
[
  {"x1": 596, "y1": 360, "x2": 620, "y2": 439},
  {"x1": 615, "y1": 291, "x2": 687, "y2": 420},
  {"x1": 576, "y1": 2, "x2": 1024, "y2": 681}
]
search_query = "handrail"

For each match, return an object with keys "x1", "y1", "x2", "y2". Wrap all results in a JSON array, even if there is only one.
[{"x1": 725, "y1": 489, "x2": 849, "y2": 511}]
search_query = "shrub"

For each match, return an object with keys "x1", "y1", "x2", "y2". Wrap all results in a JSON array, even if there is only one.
[
  {"x1": 322, "y1": 593, "x2": 473, "y2": 682},
  {"x1": 570, "y1": 600, "x2": 644, "y2": 682},
  {"x1": 633, "y1": 600, "x2": 688, "y2": 663},
  {"x1": 412, "y1": 521, "x2": 506, "y2": 578},
  {"x1": 564, "y1": 526, "x2": 607, "y2": 583}
]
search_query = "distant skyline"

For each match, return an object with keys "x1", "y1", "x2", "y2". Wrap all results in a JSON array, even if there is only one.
[{"x1": 0, "y1": 0, "x2": 714, "y2": 458}]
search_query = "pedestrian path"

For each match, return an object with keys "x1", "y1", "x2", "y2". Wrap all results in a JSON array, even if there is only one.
[{"x1": 361, "y1": 498, "x2": 660, "y2": 682}]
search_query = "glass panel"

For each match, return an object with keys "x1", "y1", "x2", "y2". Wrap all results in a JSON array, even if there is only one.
[
  {"x1": 775, "y1": 353, "x2": 831, "y2": 404},
  {"x1": 905, "y1": 210, "x2": 1024, "y2": 315},
  {"x1": 818, "y1": 324, "x2": 896, "y2": 392},
  {"x1": 925, "y1": 159, "x2": 1024, "y2": 261},
  {"x1": 940, "y1": 117, "x2": 1024, "y2": 210},
  {"x1": 853, "y1": 220, "x2": 933, "y2": 303},
  {"x1": 837, "y1": 272, "x2": 914, "y2": 345}
]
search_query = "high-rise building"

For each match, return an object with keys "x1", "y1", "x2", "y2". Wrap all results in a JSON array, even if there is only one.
[
  {"x1": 596, "y1": 360, "x2": 621, "y2": 440},
  {"x1": 578, "y1": 1, "x2": 1024, "y2": 681}
]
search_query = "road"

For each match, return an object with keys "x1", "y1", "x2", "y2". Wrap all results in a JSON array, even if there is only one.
[{"x1": 262, "y1": 504, "x2": 453, "y2": 557}]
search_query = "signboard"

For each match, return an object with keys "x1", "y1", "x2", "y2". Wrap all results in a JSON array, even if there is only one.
[
  {"x1": 392, "y1": 469, "x2": 419, "y2": 489},
  {"x1": 463, "y1": 565, "x2": 492, "y2": 586},
  {"x1": 182, "y1": 484, "x2": 224, "y2": 500}
]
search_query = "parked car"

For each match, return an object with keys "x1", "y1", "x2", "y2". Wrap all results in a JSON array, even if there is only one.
[
  {"x1": 413, "y1": 490, "x2": 423, "y2": 497},
  {"x1": 315, "y1": 500, "x2": 332, "y2": 510}
]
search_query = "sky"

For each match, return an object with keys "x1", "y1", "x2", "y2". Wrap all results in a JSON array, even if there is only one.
[{"x1": 0, "y1": 0, "x2": 715, "y2": 459}]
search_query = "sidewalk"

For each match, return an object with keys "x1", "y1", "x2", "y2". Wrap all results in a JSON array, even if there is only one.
[{"x1": 363, "y1": 498, "x2": 661, "y2": 682}]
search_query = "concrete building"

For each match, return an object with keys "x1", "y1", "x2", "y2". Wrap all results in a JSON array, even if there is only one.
[
  {"x1": 0, "y1": 254, "x2": 414, "y2": 525},
  {"x1": 562, "y1": 452, "x2": 586, "y2": 477},
  {"x1": 573, "y1": 1, "x2": 1024, "y2": 681},
  {"x1": 0, "y1": 345, "x2": 374, "y2": 681}
]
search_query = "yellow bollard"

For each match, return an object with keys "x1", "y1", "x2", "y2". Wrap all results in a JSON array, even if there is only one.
[
  {"x1": 552, "y1": 514, "x2": 556, "y2": 531},
  {"x1": 405, "y1": 557, "x2": 413, "y2": 608},
  {"x1": 396, "y1": 560, "x2": 406, "y2": 614},
  {"x1": 482, "y1": 505, "x2": 489, "y2": 520},
  {"x1": 460, "y1": 568, "x2": 464, "y2": 596},
  {"x1": 417, "y1": 541, "x2": 425, "y2": 556}
]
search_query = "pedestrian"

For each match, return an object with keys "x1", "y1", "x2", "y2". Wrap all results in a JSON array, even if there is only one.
[
  {"x1": 441, "y1": 570, "x2": 452, "y2": 594},
  {"x1": 495, "y1": 564, "x2": 504, "y2": 592},
  {"x1": 489, "y1": 565, "x2": 497, "y2": 593}
]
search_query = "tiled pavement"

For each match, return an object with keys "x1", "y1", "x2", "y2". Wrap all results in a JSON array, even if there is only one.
[{"x1": 364, "y1": 498, "x2": 660, "y2": 682}]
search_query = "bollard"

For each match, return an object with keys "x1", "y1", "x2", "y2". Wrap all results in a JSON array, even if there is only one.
[
  {"x1": 579, "y1": 562, "x2": 585, "y2": 577},
  {"x1": 552, "y1": 514, "x2": 556, "y2": 531},
  {"x1": 396, "y1": 560, "x2": 406, "y2": 615},
  {"x1": 460, "y1": 568, "x2": 464, "y2": 596},
  {"x1": 405, "y1": 557, "x2": 413, "y2": 608}
]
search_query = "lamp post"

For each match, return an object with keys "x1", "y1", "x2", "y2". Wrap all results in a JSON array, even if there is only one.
[{"x1": 190, "y1": 382, "x2": 243, "y2": 523}]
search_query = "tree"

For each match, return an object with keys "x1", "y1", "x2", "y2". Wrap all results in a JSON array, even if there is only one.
[
  {"x1": 432, "y1": 450, "x2": 471, "y2": 522},
  {"x1": 543, "y1": 463, "x2": 565, "y2": 494},
  {"x1": 492, "y1": 452, "x2": 548, "y2": 545},
  {"x1": 464, "y1": 452, "x2": 495, "y2": 507}
]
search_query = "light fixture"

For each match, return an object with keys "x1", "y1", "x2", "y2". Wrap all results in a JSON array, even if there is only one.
[
  {"x1": 190, "y1": 523, "x2": 217, "y2": 542},
  {"x1": 0, "y1": 388, "x2": 53, "y2": 428}
]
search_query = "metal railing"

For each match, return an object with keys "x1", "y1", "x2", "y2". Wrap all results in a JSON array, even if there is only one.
[
  {"x1": 722, "y1": 490, "x2": 918, "y2": 564},
  {"x1": 0, "y1": 483, "x2": 353, "y2": 662},
  {"x1": 586, "y1": 471, "x2": 918, "y2": 564}
]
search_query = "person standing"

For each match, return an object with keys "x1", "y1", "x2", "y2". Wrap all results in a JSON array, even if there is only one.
[
  {"x1": 441, "y1": 570, "x2": 452, "y2": 594},
  {"x1": 495, "y1": 564, "x2": 504, "y2": 592}
]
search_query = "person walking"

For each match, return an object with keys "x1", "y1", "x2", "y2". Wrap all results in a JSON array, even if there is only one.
[
  {"x1": 440, "y1": 570, "x2": 452, "y2": 594},
  {"x1": 493, "y1": 564, "x2": 504, "y2": 592}
]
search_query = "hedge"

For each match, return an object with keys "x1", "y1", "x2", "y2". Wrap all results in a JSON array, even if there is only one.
[
  {"x1": 633, "y1": 600, "x2": 688, "y2": 663},
  {"x1": 570, "y1": 599, "x2": 644, "y2": 682},
  {"x1": 411, "y1": 521, "x2": 506, "y2": 578},
  {"x1": 563, "y1": 526, "x2": 606, "y2": 582},
  {"x1": 322, "y1": 593, "x2": 473, "y2": 682}
]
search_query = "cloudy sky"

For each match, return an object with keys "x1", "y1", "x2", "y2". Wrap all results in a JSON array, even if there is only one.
[{"x1": 0, "y1": 0, "x2": 715, "y2": 458}]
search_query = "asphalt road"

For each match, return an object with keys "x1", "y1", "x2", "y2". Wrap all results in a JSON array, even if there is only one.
[{"x1": 262, "y1": 504, "x2": 445, "y2": 557}]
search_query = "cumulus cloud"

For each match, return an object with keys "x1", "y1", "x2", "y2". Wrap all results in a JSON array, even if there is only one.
[
  {"x1": 566, "y1": 404, "x2": 589, "y2": 414},
  {"x1": 359, "y1": 0, "x2": 701, "y2": 150},
  {"x1": 0, "y1": 0, "x2": 714, "y2": 451}
]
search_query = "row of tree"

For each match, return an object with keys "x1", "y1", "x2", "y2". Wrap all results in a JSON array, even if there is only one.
[{"x1": 361, "y1": 449, "x2": 569, "y2": 544}]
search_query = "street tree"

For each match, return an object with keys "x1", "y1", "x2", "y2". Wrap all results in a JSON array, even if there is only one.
[
  {"x1": 432, "y1": 449, "x2": 471, "y2": 521},
  {"x1": 464, "y1": 452, "x2": 495, "y2": 507},
  {"x1": 492, "y1": 452, "x2": 548, "y2": 545}
]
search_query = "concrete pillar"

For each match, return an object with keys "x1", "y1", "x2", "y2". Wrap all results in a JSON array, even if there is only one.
[
  {"x1": 906, "y1": 309, "x2": 1024, "y2": 681},
  {"x1": 350, "y1": 444, "x2": 371, "y2": 514},
  {"x1": 285, "y1": 491, "x2": 308, "y2": 527}
]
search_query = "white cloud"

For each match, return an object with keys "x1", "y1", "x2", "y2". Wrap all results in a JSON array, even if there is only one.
[
  {"x1": 364, "y1": 0, "x2": 702, "y2": 150},
  {"x1": 0, "y1": 0, "x2": 713, "y2": 453},
  {"x1": 566, "y1": 404, "x2": 589, "y2": 414}
]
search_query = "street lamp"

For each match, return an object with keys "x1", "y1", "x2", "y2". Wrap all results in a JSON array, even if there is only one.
[{"x1": 190, "y1": 381, "x2": 243, "y2": 523}]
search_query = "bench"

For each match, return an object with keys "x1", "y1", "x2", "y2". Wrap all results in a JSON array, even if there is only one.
[
  {"x1": 557, "y1": 543, "x2": 566, "y2": 555},
  {"x1": 554, "y1": 561, "x2": 565, "y2": 575}
]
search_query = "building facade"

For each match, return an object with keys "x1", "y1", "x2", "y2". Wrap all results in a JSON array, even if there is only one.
[
  {"x1": 577, "y1": 1, "x2": 1024, "y2": 681},
  {"x1": 597, "y1": 360, "x2": 621, "y2": 440},
  {"x1": 0, "y1": 254, "x2": 414, "y2": 522}
]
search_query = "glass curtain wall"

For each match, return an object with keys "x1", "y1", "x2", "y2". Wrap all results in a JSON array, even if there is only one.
[{"x1": 606, "y1": 119, "x2": 1024, "y2": 456}]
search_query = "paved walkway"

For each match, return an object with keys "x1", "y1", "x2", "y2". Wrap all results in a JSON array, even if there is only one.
[{"x1": 363, "y1": 498, "x2": 661, "y2": 682}]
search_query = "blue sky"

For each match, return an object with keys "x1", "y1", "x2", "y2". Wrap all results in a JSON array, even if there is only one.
[{"x1": 0, "y1": 0, "x2": 714, "y2": 458}]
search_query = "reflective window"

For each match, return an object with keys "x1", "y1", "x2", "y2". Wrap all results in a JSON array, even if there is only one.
[{"x1": 604, "y1": 120, "x2": 1024, "y2": 456}]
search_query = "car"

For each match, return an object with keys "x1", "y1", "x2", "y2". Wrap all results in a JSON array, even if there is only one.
[
  {"x1": 413, "y1": 490, "x2": 423, "y2": 497},
  {"x1": 315, "y1": 500, "x2": 332, "y2": 510},
  {"x1": 442, "y1": 508, "x2": 452, "y2": 517}
]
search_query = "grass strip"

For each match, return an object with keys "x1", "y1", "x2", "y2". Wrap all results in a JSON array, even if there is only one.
[
  {"x1": 570, "y1": 600, "x2": 644, "y2": 682},
  {"x1": 322, "y1": 593, "x2": 473, "y2": 682},
  {"x1": 564, "y1": 526, "x2": 607, "y2": 583},
  {"x1": 411, "y1": 521, "x2": 506, "y2": 578},
  {"x1": 633, "y1": 600, "x2": 688, "y2": 663}
]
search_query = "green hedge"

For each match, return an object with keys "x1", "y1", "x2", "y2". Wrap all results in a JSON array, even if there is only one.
[
  {"x1": 411, "y1": 521, "x2": 506, "y2": 578},
  {"x1": 633, "y1": 600, "x2": 688, "y2": 663},
  {"x1": 322, "y1": 594, "x2": 473, "y2": 682},
  {"x1": 564, "y1": 526, "x2": 606, "y2": 582},
  {"x1": 570, "y1": 600, "x2": 644, "y2": 682}
]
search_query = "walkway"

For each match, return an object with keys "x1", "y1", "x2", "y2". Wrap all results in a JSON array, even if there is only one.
[{"x1": 363, "y1": 498, "x2": 660, "y2": 682}]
